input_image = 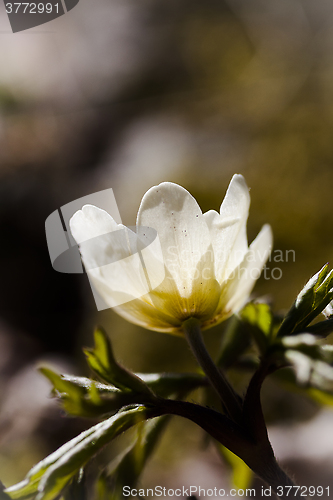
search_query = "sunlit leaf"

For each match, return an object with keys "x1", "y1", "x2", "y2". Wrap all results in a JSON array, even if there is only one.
[
  {"x1": 135, "y1": 372, "x2": 206, "y2": 397},
  {"x1": 273, "y1": 366, "x2": 333, "y2": 406},
  {"x1": 284, "y1": 350, "x2": 333, "y2": 390},
  {"x1": 111, "y1": 416, "x2": 169, "y2": 491},
  {"x1": 306, "y1": 387, "x2": 333, "y2": 406},
  {"x1": 94, "y1": 472, "x2": 112, "y2": 500},
  {"x1": 59, "y1": 372, "x2": 205, "y2": 398},
  {"x1": 40, "y1": 368, "x2": 142, "y2": 418},
  {"x1": 280, "y1": 333, "x2": 322, "y2": 359},
  {"x1": 270, "y1": 333, "x2": 333, "y2": 393},
  {"x1": 239, "y1": 303, "x2": 273, "y2": 354},
  {"x1": 5, "y1": 406, "x2": 154, "y2": 500},
  {"x1": 83, "y1": 327, "x2": 153, "y2": 396},
  {"x1": 41, "y1": 369, "x2": 205, "y2": 418},
  {"x1": 40, "y1": 368, "x2": 97, "y2": 417},
  {"x1": 93, "y1": 417, "x2": 169, "y2": 499},
  {"x1": 278, "y1": 264, "x2": 333, "y2": 337}
]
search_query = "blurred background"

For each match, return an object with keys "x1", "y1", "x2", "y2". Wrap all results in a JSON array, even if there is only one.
[{"x1": 1, "y1": 0, "x2": 333, "y2": 496}]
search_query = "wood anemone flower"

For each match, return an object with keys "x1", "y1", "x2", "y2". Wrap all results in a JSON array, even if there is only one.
[{"x1": 70, "y1": 175, "x2": 272, "y2": 335}]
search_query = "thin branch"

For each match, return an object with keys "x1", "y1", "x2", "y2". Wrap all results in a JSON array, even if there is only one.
[
  {"x1": 145, "y1": 398, "x2": 303, "y2": 500},
  {"x1": 183, "y1": 317, "x2": 242, "y2": 423}
]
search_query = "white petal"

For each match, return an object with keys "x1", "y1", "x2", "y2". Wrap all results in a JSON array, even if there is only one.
[
  {"x1": 112, "y1": 296, "x2": 183, "y2": 334},
  {"x1": 222, "y1": 224, "x2": 273, "y2": 313},
  {"x1": 87, "y1": 270, "x2": 139, "y2": 308},
  {"x1": 203, "y1": 174, "x2": 250, "y2": 283},
  {"x1": 137, "y1": 182, "x2": 214, "y2": 295},
  {"x1": 70, "y1": 205, "x2": 119, "y2": 244},
  {"x1": 113, "y1": 261, "x2": 220, "y2": 334},
  {"x1": 219, "y1": 174, "x2": 250, "y2": 222},
  {"x1": 203, "y1": 209, "x2": 240, "y2": 280},
  {"x1": 86, "y1": 249, "x2": 153, "y2": 305},
  {"x1": 70, "y1": 205, "x2": 157, "y2": 303}
]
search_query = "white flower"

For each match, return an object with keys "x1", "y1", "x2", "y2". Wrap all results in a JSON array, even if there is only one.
[{"x1": 70, "y1": 175, "x2": 273, "y2": 335}]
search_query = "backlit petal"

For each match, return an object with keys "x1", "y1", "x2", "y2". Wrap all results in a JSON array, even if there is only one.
[
  {"x1": 203, "y1": 175, "x2": 250, "y2": 284},
  {"x1": 70, "y1": 205, "x2": 118, "y2": 244},
  {"x1": 70, "y1": 205, "x2": 157, "y2": 303},
  {"x1": 137, "y1": 182, "x2": 214, "y2": 295},
  {"x1": 69, "y1": 177, "x2": 272, "y2": 333},
  {"x1": 222, "y1": 224, "x2": 273, "y2": 313}
]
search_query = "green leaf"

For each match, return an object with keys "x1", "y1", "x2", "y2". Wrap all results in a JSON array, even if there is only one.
[
  {"x1": 84, "y1": 327, "x2": 153, "y2": 396},
  {"x1": 94, "y1": 417, "x2": 169, "y2": 499},
  {"x1": 306, "y1": 387, "x2": 333, "y2": 406},
  {"x1": 40, "y1": 368, "x2": 93, "y2": 417},
  {"x1": 272, "y1": 368, "x2": 333, "y2": 407},
  {"x1": 241, "y1": 303, "x2": 272, "y2": 337},
  {"x1": 5, "y1": 406, "x2": 155, "y2": 500},
  {"x1": 280, "y1": 333, "x2": 323, "y2": 359},
  {"x1": 270, "y1": 332, "x2": 333, "y2": 364},
  {"x1": 40, "y1": 368, "x2": 143, "y2": 418},
  {"x1": 239, "y1": 303, "x2": 273, "y2": 355},
  {"x1": 269, "y1": 332, "x2": 333, "y2": 392},
  {"x1": 59, "y1": 372, "x2": 205, "y2": 398},
  {"x1": 278, "y1": 264, "x2": 333, "y2": 337},
  {"x1": 284, "y1": 349, "x2": 333, "y2": 390},
  {"x1": 216, "y1": 445, "x2": 253, "y2": 490},
  {"x1": 135, "y1": 372, "x2": 206, "y2": 397},
  {"x1": 111, "y1": 416, "x2": 169, "y2": 492},
  {"x1": 41, "y1": 369, "x2": 205, "y2": 418},
  {"x1": 94, "y1": 472, "x2": 112, "y2": 500}
]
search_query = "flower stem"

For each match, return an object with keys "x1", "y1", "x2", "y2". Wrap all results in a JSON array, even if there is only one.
[
  {"x1": 183, "y1": 317, "x2": 242, "y2": 423},
  {"x1": 152, "y1": 398, "x2": 303, "y2": 499}
]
